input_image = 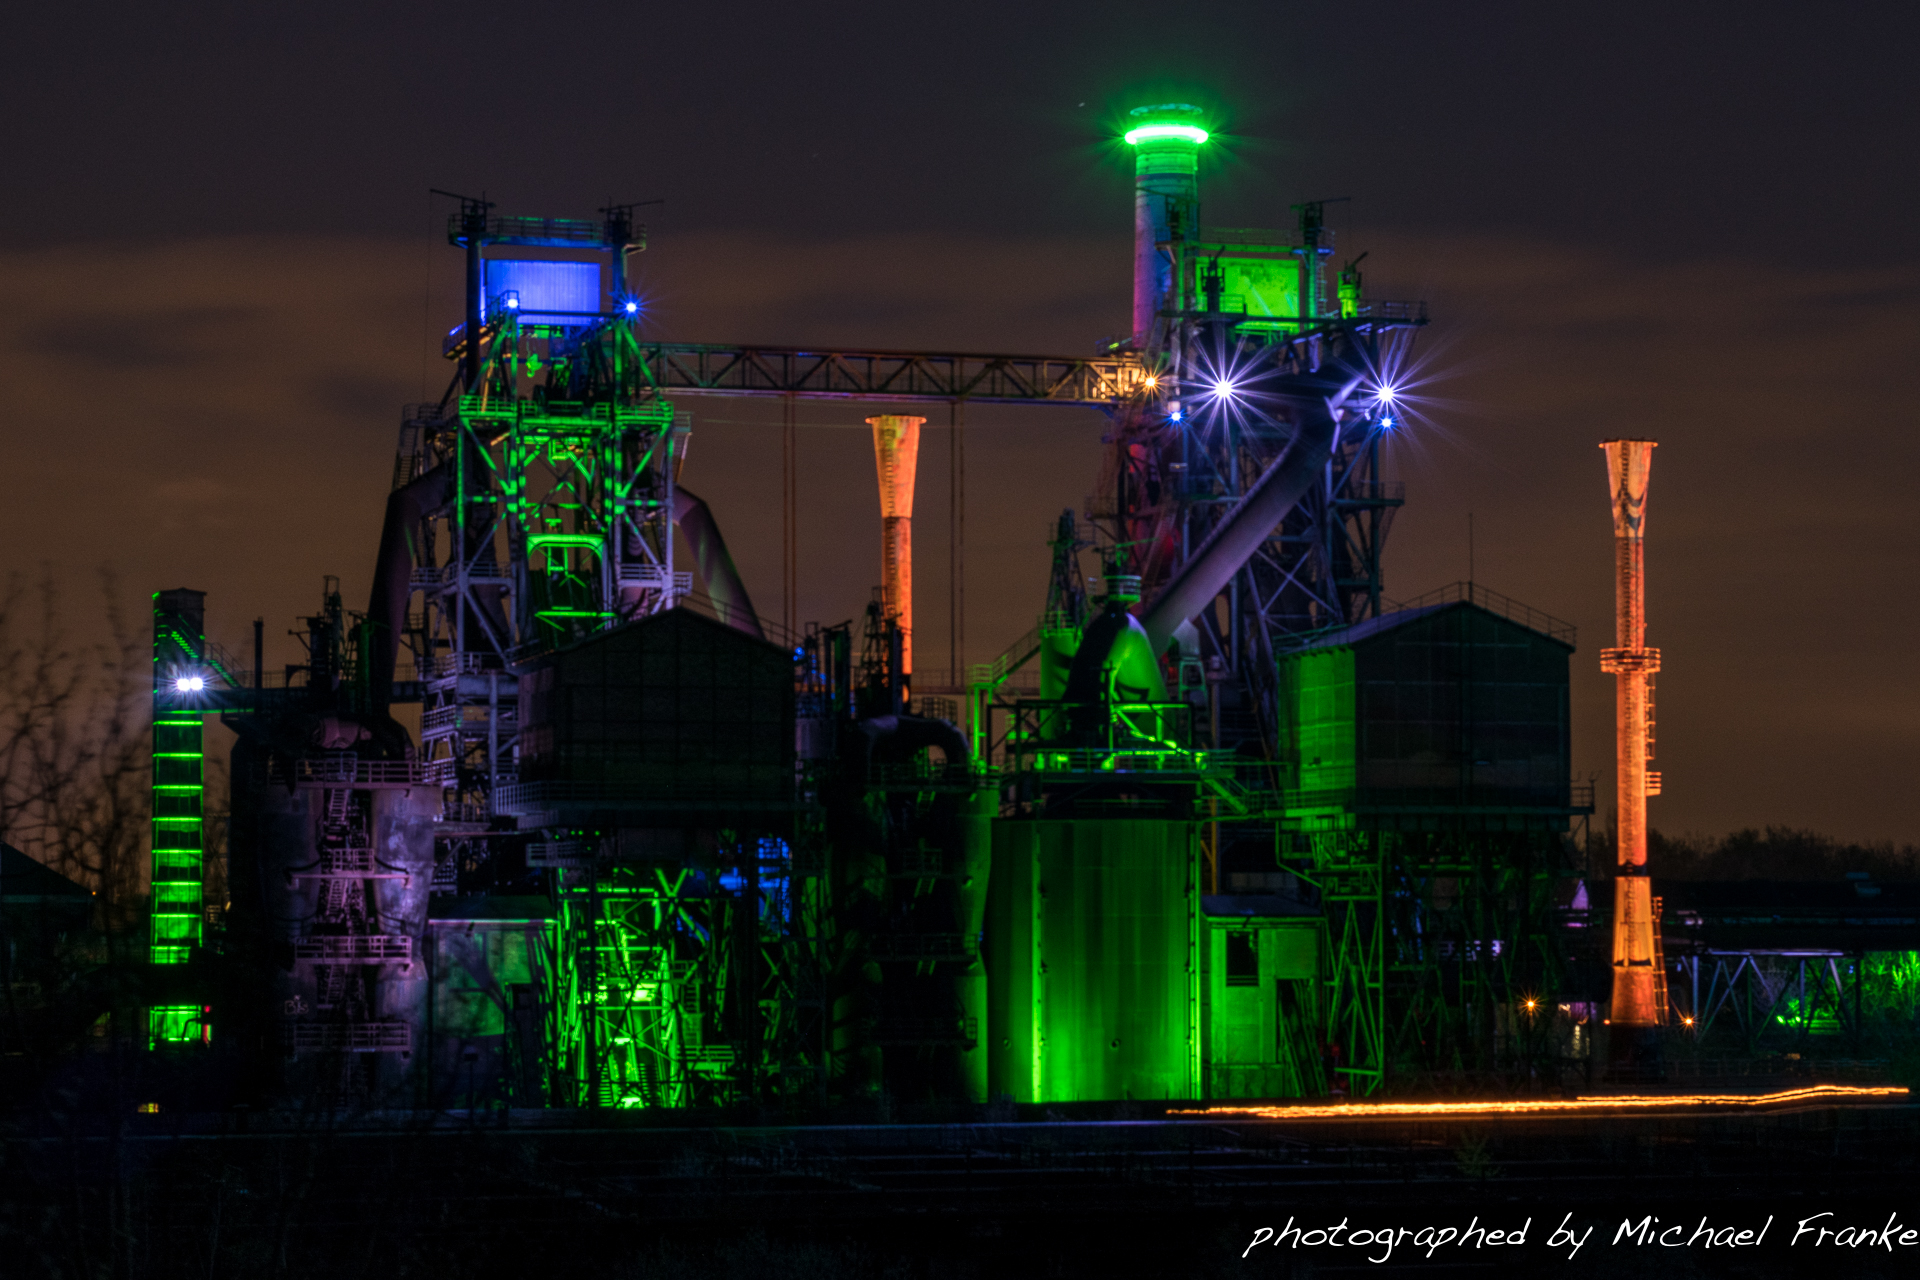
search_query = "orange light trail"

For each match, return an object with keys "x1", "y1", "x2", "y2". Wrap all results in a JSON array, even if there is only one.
[{"x1": 1171, "y1": 1084, "x2": 1908, "y2": 1121}]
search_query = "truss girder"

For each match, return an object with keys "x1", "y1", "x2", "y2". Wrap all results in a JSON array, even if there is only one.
[{"x1": 636, "y1": 342, "x2": 1149, "y2": 406}]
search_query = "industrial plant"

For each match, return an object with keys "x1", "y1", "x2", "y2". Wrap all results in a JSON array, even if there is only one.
[{"x1": 126, "y1": 103, "x2": 1915, "y2": 1119}]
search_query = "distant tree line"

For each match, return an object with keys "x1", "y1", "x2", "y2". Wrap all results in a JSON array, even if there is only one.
[
  {"x1": 1646, "y1": 826, "x2": 1920, "y2": 881},
  {"x1": 0, "y1": 569, "x2": 156, "y2": 1057}
]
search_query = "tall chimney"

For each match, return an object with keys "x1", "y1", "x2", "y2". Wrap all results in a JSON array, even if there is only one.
[
  {"x1": 1599, "y1": 438, "x2": 1663, "y2": 1077},
  {"x1": 1122, "y1": 104, "x2": 1207, "y2": 349},
  {"x1": 869, "y1": 415, "x2": 924, "y2": 688}
]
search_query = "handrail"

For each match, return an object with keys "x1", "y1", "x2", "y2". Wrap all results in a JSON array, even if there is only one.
[
  {"x1": 1384, "y1": 581, "x2": 1577, "y2": 646},
  {"x1": 967, "y1": 617, "x2": 1047, "y2": 691}
]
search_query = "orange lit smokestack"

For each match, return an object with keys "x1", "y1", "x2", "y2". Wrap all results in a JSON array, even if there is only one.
[
  {"x1": 869, "y1": 415, "x2": 924, "y2": 686},
  {"x1": 1600, "y1": 438, "x2": 1662, "y2": 1077}
]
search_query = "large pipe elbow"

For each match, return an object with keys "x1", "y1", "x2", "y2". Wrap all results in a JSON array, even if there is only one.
[{"x1": 1138, "y1": 355, "x2": 1372, "y2": 654}]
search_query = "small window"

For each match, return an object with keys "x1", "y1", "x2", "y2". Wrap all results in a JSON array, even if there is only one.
[{"x1": 1225, "y1": 932, "x2": 1258, "y2": 987}]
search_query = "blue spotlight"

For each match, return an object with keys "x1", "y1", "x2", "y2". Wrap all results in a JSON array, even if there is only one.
[{"x1": 623, "y1": 299, "x2": 639, "y2": 314}]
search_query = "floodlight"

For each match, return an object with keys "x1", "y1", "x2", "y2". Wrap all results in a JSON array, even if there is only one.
[
  {"x1": 1123, "y1": 123, "x2": 1209, "y2": 146},
  {"x1": 174, "y1": 675, "x2": 205, "y2": 693}
]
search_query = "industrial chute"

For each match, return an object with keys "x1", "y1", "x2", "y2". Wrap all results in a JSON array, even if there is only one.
[{"x1": 663, "y1": 487, "x2": 764, "y2": 640}]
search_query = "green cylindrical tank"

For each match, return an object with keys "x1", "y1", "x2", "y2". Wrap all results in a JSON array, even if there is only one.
[
  {"x1": 955, "y1": 786, "x2": 995, "y2": 1104},
  {"x1": 987, "y1": 819, "x2": 1197, "y2": 1103}
]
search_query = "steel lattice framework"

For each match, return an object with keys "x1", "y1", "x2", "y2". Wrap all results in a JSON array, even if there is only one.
[
  {"x1": 395, "y1": 273, "x2": 685, "y2": 807},
  {"x1": 143, "y1": 115, "x2": 1623, "y2": 1112},
  {"x1": 1097, "y1": 314, "x2": 1421, "y2": 761},
  {"x1": 634, "y1": 342, "x2": 1148, "y2": 405}
]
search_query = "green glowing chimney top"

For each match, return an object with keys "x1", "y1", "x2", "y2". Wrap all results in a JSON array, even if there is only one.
[{"x1": 1123, "y1": 102, "x2": 1209, "y2": 146}]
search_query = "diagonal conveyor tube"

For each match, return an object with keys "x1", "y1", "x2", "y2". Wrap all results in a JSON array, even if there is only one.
[{"x1": 1137, "y1": 358, "x2": 1369, "y2": 655}]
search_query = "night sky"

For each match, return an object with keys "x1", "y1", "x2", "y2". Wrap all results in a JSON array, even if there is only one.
[{"x1": 5, "y1": 3, "x2": 1916, "y2": 842}]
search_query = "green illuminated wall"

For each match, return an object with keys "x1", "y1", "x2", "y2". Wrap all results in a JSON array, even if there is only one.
[
  {"x1": 1218, "y1": 256, "x2": 1303, "y2": 329},
  {"x1": 150, "y1": 703, "x2": 203, "y2": 965},
  {"x1": 1276, "y1": 602, "x2": 1574, "y2": 809},
  {"x1": 1279, "y1": 646, "x2": 1357, "y2": 798},
  {"x1": 987, "y1": 820, "x2": 1197, "y2": 1103},
  {"x1": 150, "y1": 589, "x2": 207, "y2": 1047},
  {"x1": 1200, "y1": 917, "x2": 1324, "y2": 1099}
]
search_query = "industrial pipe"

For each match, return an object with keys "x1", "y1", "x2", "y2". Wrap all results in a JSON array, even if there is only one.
[
  {"x1": 669, "y1": 487, "x2": 765, "y2": 641},
  {"x1": 1600, "y1": 437, "x2": 1663, "y2": 1077},
  {"x1": 1137, "y1": 357, "x2": 1370, "y2": 655},
  {"x1": 848, "y1": 712, "x2": 969, "y2": 780}
]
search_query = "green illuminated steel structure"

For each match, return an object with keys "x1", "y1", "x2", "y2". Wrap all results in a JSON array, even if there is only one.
[
  {"x1": 1272, "y1": 588, "x2": 1591, "y2": 1093},
  {"x1": 161, "y1": 106, "x2": 1589, "y2": 1109},
  {"x1": 1065, "y1": 105, "x2": 1594, "y2": 1100},
  {"x1": 1106, "y1": 104, "x2": 1423, "y2": 678},
  {"x1": 373, "y1": 197, "x2": 1131, "y2": 1109},
  {"x1": 150, "y1": 589, "x2": 209, "y2": 1045},
  {"x1": 149, "y1": 590, "x2": 249, "y2": 1047},
  {"x1": 1013, "y1": 106, "x2": 1425, "y2": 1097},
  {"x1": 1656, "y1": 879, "x2": 1920, "y2": 1057},
  {"x1": 144, "y1": 103, "x2": 1920, "y2": 1113},
  {"x1": 386, "y1": 201, "x2": 687, "y2": 814},
  {"x1": 388, "y1": 202, "x2": 729, "y2": 1106},
  {"x1": 504, "y1": 606, "x2": 800, "y2": 1108},
  {"x1": 550, "y1": 865, "x2": 740, "y2": 1109},
  {"x1": 377, "y1": 197, "x2": 1174, "y2": 1108}
]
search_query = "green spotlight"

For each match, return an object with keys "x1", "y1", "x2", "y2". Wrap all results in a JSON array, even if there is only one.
[{"x1": 1123, "y1": 122, "x2": 1209, "y2": 146}]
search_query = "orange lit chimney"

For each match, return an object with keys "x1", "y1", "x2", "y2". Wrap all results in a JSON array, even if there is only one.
[
  {"x1": 1600, "y1": 438, "x2": 1663, "y2": 1077},
  {"x1": 869, "y1": 415, "x2": 924, "y2": 689}
]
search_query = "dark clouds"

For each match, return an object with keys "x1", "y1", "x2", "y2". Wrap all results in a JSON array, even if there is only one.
[
  {"x1": 3, "y1": 223, "x2": 1914, "y2": 839},
  {"x1": 7, "y1": 4, "x2": 1918, "y2": 259},
  {"x1": 1, "y1": 2, "x2": 1916, "y2": 841}
]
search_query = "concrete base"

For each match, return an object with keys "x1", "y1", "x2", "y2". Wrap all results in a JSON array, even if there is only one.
[{"x1": 1602, "y1": 1022, "x2": 1666, "y2": 1083}]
